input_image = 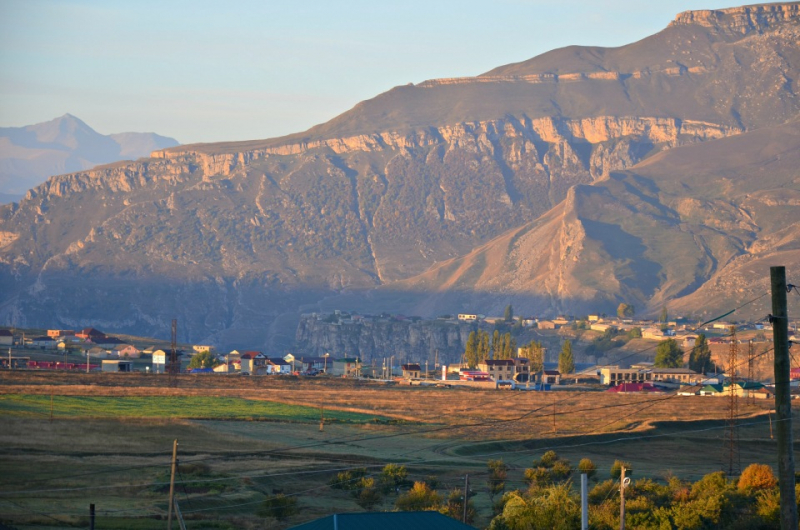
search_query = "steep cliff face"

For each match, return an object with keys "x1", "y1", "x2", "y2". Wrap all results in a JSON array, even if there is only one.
[
  {"x1": 294, "y1": 315, "x2": 473, "y2": 365},
  {"x1": 670, "y1": 3, "x2": 800, "y2": 32}
]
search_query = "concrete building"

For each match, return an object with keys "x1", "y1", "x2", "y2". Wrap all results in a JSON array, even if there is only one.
[{"x1": 101, "y1": 360, "x2": 134, "y2": 372}]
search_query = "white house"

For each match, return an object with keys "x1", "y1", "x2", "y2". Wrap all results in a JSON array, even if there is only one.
[
  {"x1": 267, "y1": 358, "x2": 292, "y2": 374},
  {"x1": 28, "y1": 336, "x2": 57, "y2": 349},
  {"x1": 0, "y1": 329, "x2": 14, "y2": 346}
]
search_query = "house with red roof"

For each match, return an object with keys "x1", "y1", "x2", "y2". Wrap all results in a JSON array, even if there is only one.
[
  {"x1": 240, "y1": 351, "x2": 267, "y2": 374},
  {"x1": 607, "y1": 382, "x2": 665, "y2": 393}
]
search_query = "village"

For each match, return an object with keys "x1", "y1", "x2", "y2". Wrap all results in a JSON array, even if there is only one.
[{"x1": 2, "y1": 308, "x2": 797, "y2": 400}]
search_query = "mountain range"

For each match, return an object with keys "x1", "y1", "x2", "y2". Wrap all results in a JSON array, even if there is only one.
[
  {"x1": 0, "y1": 3, "x2": 798, "y2": 350},
  {"x1": 0, "y1": 114, "x2": 179, "y2": 200}
]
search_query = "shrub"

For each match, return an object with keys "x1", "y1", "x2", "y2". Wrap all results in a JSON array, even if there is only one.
[
  {"x1": 577, "y1": 458, "x2": 597, "y2": 480},
  {"x1": 610, "y1": 460, "x2": 633, "y2": 480},
  {"x1": 395, "y1": 481, "x2": 441, "y2": 511},
  {"x1": 738, "y1": 463, "x2": 778, "y2": 492},
  {"x1": 256, "y1": 494, "x2": 298, "y2": 520}
]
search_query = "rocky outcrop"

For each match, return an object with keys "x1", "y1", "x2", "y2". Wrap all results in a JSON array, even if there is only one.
[
  {"x1": 294, "y1": 314, "x2": 476, "y2": 365},
  {"x1": 151, "y1": 116, "x2": 739, "y2": 179},
  {"x1": 671, "y1": 3, "x2": 800, "y2": 33}
]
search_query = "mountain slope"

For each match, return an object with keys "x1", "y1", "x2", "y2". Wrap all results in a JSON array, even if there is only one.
[
  {"x1": 0, "y1": 114, "x2": 179, "y2": 197},
  {"x1": 0, "y1": 3, "x2": 798, "y2": 349},
  {"x1": 394, "y1": 120, "x2": 800, "y2": 320}
]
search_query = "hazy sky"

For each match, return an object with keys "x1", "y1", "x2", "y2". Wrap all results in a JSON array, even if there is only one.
[{"x1": 1, "y1": 0, "x2": 730, "y2": 144}]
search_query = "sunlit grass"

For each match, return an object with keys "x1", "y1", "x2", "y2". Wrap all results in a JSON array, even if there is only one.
[{"x1": 0, "y1": 394, "x2": 386, "y2": 423}]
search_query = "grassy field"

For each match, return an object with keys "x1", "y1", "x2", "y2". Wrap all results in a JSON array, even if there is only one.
[
  {"x1": 0, "y1": 370, "x2": 796, "y2": 529},
  {"x1": 0, "y1": 394, "x2": 391, "y2": 423}
]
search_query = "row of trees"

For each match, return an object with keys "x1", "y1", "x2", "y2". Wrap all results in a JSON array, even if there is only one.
[
  {"x1": 464, "y1": 330, "x2": 519, "y2": 367},
  {"x1": 489, "y1": 452, "x2": 789, "y2": 530},
  {"x1": 654, "y1": 333, "x2": 715, "y2": 372},
  {"x1": 469, "y1": 335, "x2": 575, "y2": 375},
  {"x1": 259, "y1": 453, "x2": 790, "y2": 528}
]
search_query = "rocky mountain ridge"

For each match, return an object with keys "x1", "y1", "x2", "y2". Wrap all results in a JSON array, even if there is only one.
[
  {"x1": 0, "y1": 3, "x2": 798, "y2": 349},
  {"x1": 0, "y1": 114, "x2": 179, "y2": 198}
]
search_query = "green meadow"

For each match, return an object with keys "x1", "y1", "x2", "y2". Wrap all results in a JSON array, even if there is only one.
[{"x1": 0, "y1": 394, "x2": 387, "y2": 423}]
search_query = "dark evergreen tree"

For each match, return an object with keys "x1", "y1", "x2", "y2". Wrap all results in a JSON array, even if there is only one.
[
  {"x1": 559, "y1": 339, "x2": 575, "y2": 374},
  {"x1": 689, "y1": 333, "x2": 714, "y2": 373},
  {"x1": 654, "y1": 338, "x2": 683, "y2": 368}
]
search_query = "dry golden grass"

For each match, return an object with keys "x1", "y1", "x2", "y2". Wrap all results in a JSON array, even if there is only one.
[{"x1": 0, "y1": 370, "x2": 773, "y2": 441}]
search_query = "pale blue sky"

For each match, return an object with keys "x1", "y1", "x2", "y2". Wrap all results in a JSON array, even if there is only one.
[{"x1": 1, "y1": 0, "x2": 730, "y2": 144}]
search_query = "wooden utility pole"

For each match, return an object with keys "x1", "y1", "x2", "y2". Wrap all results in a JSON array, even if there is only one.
[
  {"x1": 770, "y1": 266, "x2": 797, "y2": 530},
  {"x1": 167, "y1": 439, "x2": 178, "y2": 529},
  {"x1": 747, "y1": 340, "x2": 755, "y2": 405},
  {"x1": 462, "y1": 474, "x2": 469, "y2": 524},
  {"x1": 619, "y1": 466, "x2": 626, "y2": 530}
]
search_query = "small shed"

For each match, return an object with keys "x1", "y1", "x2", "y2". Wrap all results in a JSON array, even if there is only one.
[
  {"x1": 101, "y1": 360, "x2": 134, "y2": 373},
  {"x1": 541, "y1": 370, "x2": 561, "y2": 385},
  {"x1": 401, "y1": 363, "x2": 421, "y2": 379}
]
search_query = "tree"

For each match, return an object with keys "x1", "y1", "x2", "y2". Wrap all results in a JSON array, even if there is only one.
[
  {"x1": 188, "y1": 351, "x2": 219, "y2": 370},
  {"x1": 464, "y1": 331, "x2": 479, "y2": 368},
  {"x1": 524, "y1": 341, "x2": 545, "y2": 375},
  {"x1": 610, "y1": 460, "x2": 633, "y2": 480},
  {"x1": 492, "y1": 330, "x2": 501, "y2": 358},
  {"x1": 256, "y1": 494, "x2": 298, "y2": 520},
  {"x1": 504, "y1": 304, "x2": 514, "y2": 322},
  {"x1": 355, "y1": 486, "x2": 382, "y2": 510},
  {"x1": 487, "y1": 459, "x2": 509, "y2": 499},
  {"x1": 558, "y1": 340, "x2": 575, "y2": 375},
  {"x1": 617, "y1": 303, "x2": 635, "y2": 319},
  {"x1": 395, "y1": 481, "x2": 441, "y2": 511},
  {"x1": 738, "y1": 463, "x2": 777, "y2": 492},
  {"x1": 627, "y1": 327, "x2": 642, "y2": 339},
  {"x1": 659, "y1": 305, "x2": 669, "y2": 323},
  {"x1": 503, "y1": 333, "x2": 515, "y2": 359},
  {"x1": 479, "y1": 330, "x2": 491, "y2": 362},
  {"x1": 440, "y1": 488, "x2": 476, "y2": 524},
  {"x1": 654, "y1": 338, "x2": 683, "y2": 368},
  {"x1": 380, "y1": 463, "x2": 408, "y2": 494},
  {"x1": 689, "y1": 334, "x2": 714, "y2": 373},
  {"x1": 578, "y1": 458, "x2": 597, "y2": 481}
]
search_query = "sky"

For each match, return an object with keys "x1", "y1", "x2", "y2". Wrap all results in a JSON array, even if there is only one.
[{"x1": 0, "y1": 0, "x2": 731, "y2": 145}]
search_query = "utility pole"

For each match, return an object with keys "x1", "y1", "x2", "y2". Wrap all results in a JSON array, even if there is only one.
[
  {"x1": 89, "y1": 504, "x2": 95, "y2": 530},
  {"x1": 619, "y1": 466, "x2": 627, "y2": 530},
  {"x1": 168, "y1": 319, "x2": 179, "y2": 388},
  {"x1": 725, "y1": 325, "x2": 740, "y2": 477},
  {"x1": 167, "y1": 439, "x2": 178, "y2": 530},
  {"x1": 552, "y1": 395, "x2": 556, "y2": 434},
  {"x1": 747, "y1": 340, "x2": 755, "y2": 405},
  {"x1": 319, "y1": 405, "x2": 324, "y2": 432},
  {"x1": 462, "y1": 474, "x2": 469, "y2": 524},
  {"x1": 770, "y1": 266, "x2": 797, "y2": 530},
  {"x1": 581, "y1": 473, "x2": 588, "y2": 530}
]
